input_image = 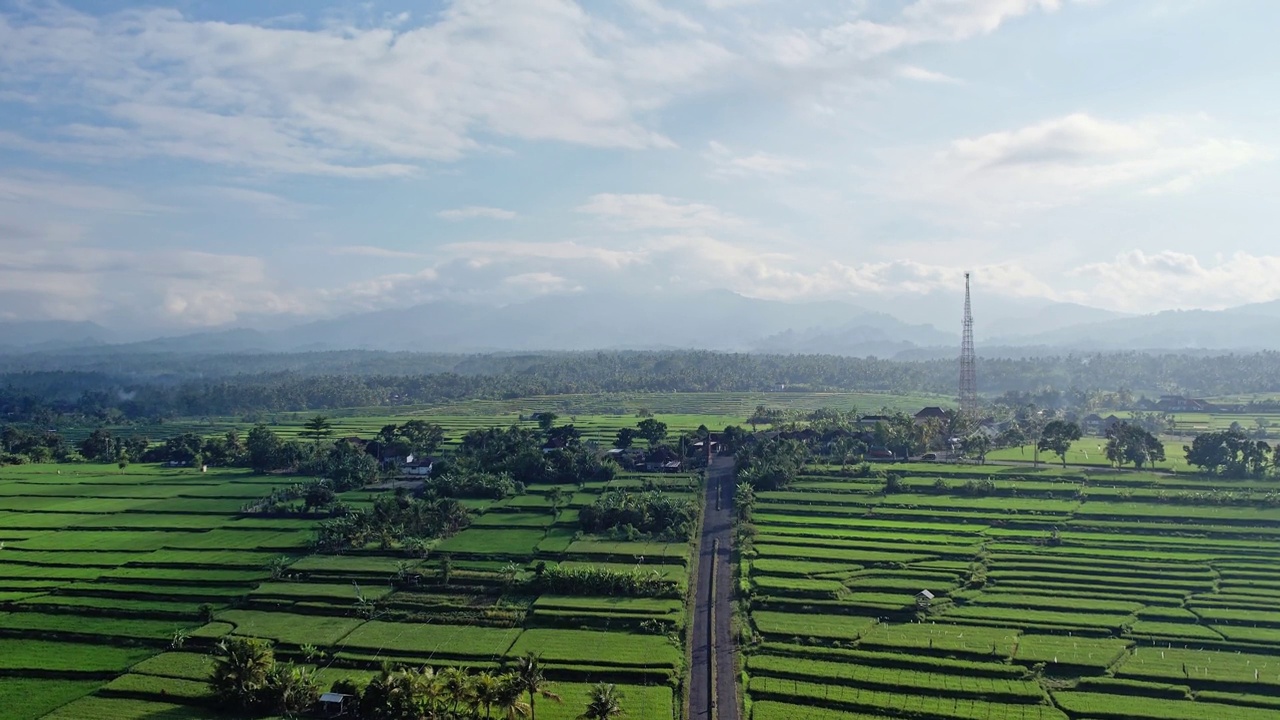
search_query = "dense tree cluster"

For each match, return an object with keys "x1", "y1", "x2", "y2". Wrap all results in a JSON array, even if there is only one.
[
  {"x1": 735, "y1": 437, "x2": 809, "y2": 491},
  {"x1": 1184, "y1": 429, "x2": 1273, "y2": 477},
  {"x1": 312, "y1": 493, "x2": 470, "y2": 554},
  {"x1": 451, "y1": 426, "x2": 615, "y2": 486},
  {"x1": 578, "y1": 489, "x2": 698, "y2": 540},
  {"x1": 9, "y1": 349, "x2": 1280, "y2": 424},
  {"x1": 211, "y1": 643, "x2": 624, "y2": 720}
]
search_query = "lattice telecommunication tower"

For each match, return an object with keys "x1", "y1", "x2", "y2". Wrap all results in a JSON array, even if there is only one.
[{"x1": 959, "y1": 272, "x2": 978, "y2": 417}]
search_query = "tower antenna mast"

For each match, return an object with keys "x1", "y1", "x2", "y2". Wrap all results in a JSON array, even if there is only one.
[{"x1": 960, "y1": 272, "x2": 978, "y2": 417}]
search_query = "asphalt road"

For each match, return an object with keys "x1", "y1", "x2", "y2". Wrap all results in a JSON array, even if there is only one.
[{"x1": 689, "y1": 455, "x2": 738, "y2": 720}]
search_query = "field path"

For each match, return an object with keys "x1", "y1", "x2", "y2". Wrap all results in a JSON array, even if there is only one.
[{"x1": 689, "y1": 455, "x2": 738, "y2": 720}]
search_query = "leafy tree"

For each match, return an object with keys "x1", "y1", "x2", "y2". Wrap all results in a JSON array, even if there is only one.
[
  {"x1": 534, "y1": 412, "x2": 559, "y2": 432},
  {"x1": 302, "y1": 415, "x2": 334, "y2": 445},
  {"x1": 1038, "y1": 420, "x2": 1082, "y2": 467},
  {"x1": 515, "y1": 652, "x2": 562, "y2": 720},
  {"x1": 246, "y1": 424, "x2": 283, "y2": 473},
  {"x1": 78, "y1": 428, "x2": 115, "y2": 462},
  {"x1": 614, "y1": 428, "x2": 637, "y2": 449},
  {"x1": 1184, "y1": 429, "x2": 1271, "y2": 477},
  {"x1": 303, "y1": 481, "x2": 336, "y2": 512},
  {"x1": 578, "y1": 683, "x2": 625, "y2": 720},
  {"x1": 397, "y1": 419, "x2": 446, "y2": 456},
  {"x1": 547, "y1": 487, "x2": 565, "y2": 515},
  {"x1": 635, "y1": 419, "x2": 668, "y2": 447},
  {"x1": 1105, "y1": 422, "x2": 1166, "y2": 469},
  {"x1": 960, "y1": 434, "x2": 990, "y2": 464}
]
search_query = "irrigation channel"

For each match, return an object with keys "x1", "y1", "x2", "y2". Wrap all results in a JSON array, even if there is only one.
[{"x1": 689, "y1": 455, "x2": 739, "y2": 720}]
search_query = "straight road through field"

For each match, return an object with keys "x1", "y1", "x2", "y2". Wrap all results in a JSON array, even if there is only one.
[{"x1": 690, "y1": 455, "x2": 738, "y2": 720}]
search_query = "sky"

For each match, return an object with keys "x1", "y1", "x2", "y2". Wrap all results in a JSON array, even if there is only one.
[{"x1": 1, "y1": 0, "x2": 1278, "y2": 332}]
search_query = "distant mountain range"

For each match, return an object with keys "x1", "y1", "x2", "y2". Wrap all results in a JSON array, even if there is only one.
[{"x1": 6, "y1": 292, "x2": 1280, "y2": 357}]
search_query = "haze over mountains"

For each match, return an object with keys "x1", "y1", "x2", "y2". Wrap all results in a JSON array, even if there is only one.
[{"x1": 5, "y1": 291, "x2": 1280, "y2": 358}]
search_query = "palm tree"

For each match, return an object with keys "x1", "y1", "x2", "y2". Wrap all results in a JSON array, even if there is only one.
[
  {"x1": 577, "y1": 683, "x2": 625, "y2": 720},
  {"x1": 210, "y1": 637, "x2": 275, "y2": 713},
  {"x1": 515, "y1": 653, "x2": 561, "y2": 720},
  {"x1": 495, "y1": 674, "x2": 531, "y2": 720},
  {"x1": 473, "y1": 671, "x2": 501, "y2": 718},
  {"x1": 439, "y1": 666, "x2": 473, "y2": 717}
]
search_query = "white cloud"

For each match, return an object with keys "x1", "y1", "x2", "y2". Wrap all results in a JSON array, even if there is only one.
[
  {"x1": 704, "y1": 141, "x2": 810, "y2": 178},
  {"x1": 626, "y1": 0, "x2": 704, "y2": 32},
  {"x1": 897, "y1": 65, "x2": 961, "y2": 84},
  {"x1": 759, "y1": 0, "x2": 1081, "y2": 69},
  {"x1": 577, "y1": 193, "x2": 748, "y2": 231},
  {"x1": 437, "y1": 206, "x2": 519, "y2": 221},
  {"x1": 0, "y1": 171, "x2": 156, "y2": 213},
  {"x1": 441, "y1": 241, "x2": 643, "y2": 269},
  {"x1": 887, "y1": 113, "x2": 1267, "y2": 218},
  {"x1": 201, "y1": 186, "x2": 311, "y2": 218},
  {"x1": 329, "y1": 245, "x2": 425, "y2": 260},
  {"x1": 1069, "y1": 251, "x2": 1280, "y2": 313},
  {"x1": 0, "y1": 2, "x2": 734, "y2": 175},
  {"x1": 0, "y1": 244, "x2": 303, "y2": 326}
]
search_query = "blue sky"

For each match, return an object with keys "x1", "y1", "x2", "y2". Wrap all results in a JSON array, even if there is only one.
[{"x1": 1, "y1": 0, "x2": 1278, "y2": 331}]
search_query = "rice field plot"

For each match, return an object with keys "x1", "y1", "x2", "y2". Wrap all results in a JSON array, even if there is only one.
[
  {"x1": 39, "y1": 696, "x2": 223, "y2": 720},
  {"x1": 753, "y1": 576, "x2": 848, "y2": 600},
  {"x1": 750, "y1": 700, "x2": 927, "y2": 720},
  {"x1": 537, "y1": 682, "x2": 674, "y2": 720},
  {"x1": 746, "y1": 677, "x2": 1067, "y2": 720},
  {"x1": 1012, "y1": 635, "x2": 1131, "y2": 671},
  {"x1": 433, "y1": 528, "x2": 546, "y2": 555},
  {"x1": 856, "y1": 623, "x2": 1021, "y2": 658},
  {"x1": 963, "y1": 593, "x2": 1143, "y2": 615},
  {"x1": 99, "y1": 673, "x2": 210, "y2": 703},
  {"x1": 128, "y1": 652, "x2": 215, "y2": 681},
  {"x1": 532, "y1": 595, "x2": 682, "y2": 616},
  {"x1": 1052, "y1": 691, "x2": 1278, "y2": 720},
  {"x1": 213, "y1": 608, "x2": 363, "y2": 647},
  {"x1": 0, "y1": 639, "x2": 152, "y2": 673},
  {"x1": 0, "y1": 678, "x2": 105, "y2": 720},
  {"x1": 1117, "y1": 646, "x2": 1280, "y2": 688},
  {"x1": 339, "y1": 621, "x2": 523, "y2": 660},
  {"x1": 747, "y1": 654, "x2": 1046, "y2": 702},
  {"x1": 507, "y1": 628, "x2": 681, "y2": 670},
  {"x1": 942, "y1": 606, "x2": 1135, "y2": 632},
  {"x1": 0, "y1": 611, "x2": 192, "y2": 643},
  {"x1": 751, "y1": 558, "x2": 864, "y2": 577},
  {"x1": 752, "y1": 611, "x2": 877, "y2": 642}
]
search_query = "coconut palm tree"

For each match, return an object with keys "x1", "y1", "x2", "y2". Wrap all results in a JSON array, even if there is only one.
[
  {"x1": 438, "y1": 666, "x2": 473, "y2": 717},
  {"x1": 577, "y1": 682, "x2": 625, "y2": 720},
  {"x1": 473, "y1": 671, "x2": 501, "y2": 718},
  {"x1": 210, "y1": 637, "x2": 275, "y2": 713},
  {"x1": 495, "y1": 673, "x2": 531, "y2": 720},
  {"x1": 514, "y1": 653, "x2": 561, "y2": 720}
]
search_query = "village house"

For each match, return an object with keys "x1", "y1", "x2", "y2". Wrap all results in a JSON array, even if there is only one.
[{"x1": 913, "y1": 407, "x2": 948, "y2": 424}]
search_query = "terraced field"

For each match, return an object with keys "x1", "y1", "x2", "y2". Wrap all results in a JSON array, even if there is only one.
[
  {"x1": 741, "y1": 463, "x2": 1280, "y2": 720},
  {"x1": 0, "y1": 463, "x2": 695, "y2": 720}
]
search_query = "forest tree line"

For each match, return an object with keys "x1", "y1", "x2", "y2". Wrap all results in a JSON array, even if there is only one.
[{"x1": 6, "y1": 350, "x2": 1280, "y2": 424}]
